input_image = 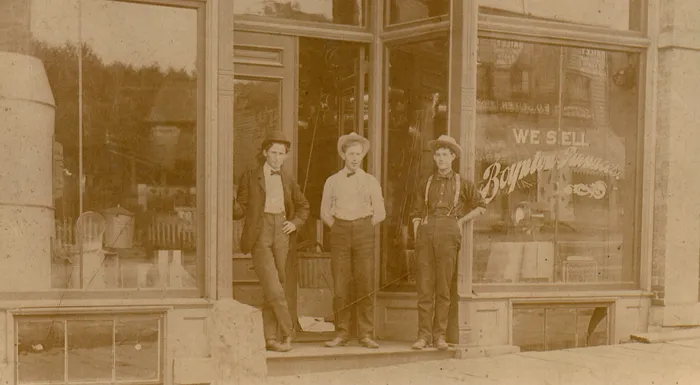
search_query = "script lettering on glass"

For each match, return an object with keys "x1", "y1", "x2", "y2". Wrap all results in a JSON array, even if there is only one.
[{"x1": 480, "y1": 148, "x2": 621, "y2": 204}]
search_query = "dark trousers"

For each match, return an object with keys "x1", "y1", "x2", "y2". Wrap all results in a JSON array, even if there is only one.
[
  {"x1": 415, "y1": 215, "x2": 461, "y2": 342},
  {"x1": 330, "y1": 217, "x2": 375, "y2": 340},
  {"x1": 251, "y1": 213, "x2": 292, "y2": 341}
]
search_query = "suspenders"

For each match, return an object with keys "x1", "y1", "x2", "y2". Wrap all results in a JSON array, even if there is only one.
[{"x1": 422, "y1": 173, "x2": 460, "y2": 224}]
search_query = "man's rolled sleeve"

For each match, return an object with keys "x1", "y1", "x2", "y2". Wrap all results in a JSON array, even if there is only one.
[{"x1": 463, "y1": 179, "x2": 486, "y2": 212}]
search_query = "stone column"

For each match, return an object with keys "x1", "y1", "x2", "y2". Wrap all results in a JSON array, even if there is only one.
[
  {"x1": 650, "y1": 0, "x2": 700, "y2": 327},
  {"x1": 0, "y1": 0, "x2": 56, "y2": 291}
]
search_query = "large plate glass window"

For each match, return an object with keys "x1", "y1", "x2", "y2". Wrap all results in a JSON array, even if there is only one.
[
  {"x1": 11, "y1": 0, "x2": 204, "y2": 292},
  {"x1": 474, "y1": 38, "x2": 640, "y2": 286}
]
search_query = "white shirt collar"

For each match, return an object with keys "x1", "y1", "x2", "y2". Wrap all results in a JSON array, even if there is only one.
[
  {"x1": 264, "y1": 162, "x2": 281, "y2": 176},
  {"x1": 343, "y1": 167, "x2": 365, "y2": 176}
]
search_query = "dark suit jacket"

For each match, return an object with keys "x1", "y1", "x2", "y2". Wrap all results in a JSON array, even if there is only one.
[{"x1": 233, "y1": 165, "x2": 310, "y2": 254}]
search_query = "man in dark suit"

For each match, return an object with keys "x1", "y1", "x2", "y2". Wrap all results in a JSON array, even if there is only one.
[{"x1": 234, "y1": 131, "x2": 310, "y2": 352}]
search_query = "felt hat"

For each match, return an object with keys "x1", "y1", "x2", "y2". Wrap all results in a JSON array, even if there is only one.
[
  {"x1": 337, "y1": 132, "x2": 370, "y2": 157},
  {"x1": 261, "y1": 131, "x2": 291, "y2": 149},
  {"x1": 428, "y1": 134, "x2": 462, "y2": 157}
]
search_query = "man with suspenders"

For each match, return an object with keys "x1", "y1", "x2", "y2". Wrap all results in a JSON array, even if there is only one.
[{"x1": 410, "y1": 134, "x2": 486, "y2": 350}]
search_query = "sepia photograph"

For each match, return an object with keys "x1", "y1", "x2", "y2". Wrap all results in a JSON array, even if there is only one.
[{"x1": 0, "y1": 0, "x2": 698, "y2": 384}]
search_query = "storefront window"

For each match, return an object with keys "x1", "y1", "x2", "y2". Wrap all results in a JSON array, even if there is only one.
[
  {"x1": 385, "y1": 0, "x2": 449, "y2": 26},
  {"x1": 235, "y1": 0, "x2": 366, "y2": 26},
  {"x1": 474, "y1": 38, "x2": 640, "y2": 286},
  {"x1": 19, "y1": 0, "x2": 202, "y2": 291},
  {"x1": 481, "y1": 0, "x2": 643, "y2": 31},
  {"x1": 382, "y1": 37, "x2": 449, "y2": 290}
]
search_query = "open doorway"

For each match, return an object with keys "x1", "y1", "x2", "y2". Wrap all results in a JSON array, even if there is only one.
[{"x1": 294, "y1": 37, "x2": 370, "y2": 341}]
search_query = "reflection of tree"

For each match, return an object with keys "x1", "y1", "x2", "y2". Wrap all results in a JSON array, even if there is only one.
[
  {"x1": 233, "y1": 79, "x2": 281, "y2": 178},
  {"x1": 262, "y1": 0, "x2": 329, "y2": 23},
  {"x1": 35, "y1": 41, "x2": 196, "y2": 217}
]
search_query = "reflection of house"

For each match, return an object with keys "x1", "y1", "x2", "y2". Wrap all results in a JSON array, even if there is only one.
[{"x1": 146, "y1": 78, "x2": 197, "y2": 173}]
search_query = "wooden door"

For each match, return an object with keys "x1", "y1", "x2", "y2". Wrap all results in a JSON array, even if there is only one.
[{"x1": 232, "y1": 31, "x2": 298, "y2": 323}]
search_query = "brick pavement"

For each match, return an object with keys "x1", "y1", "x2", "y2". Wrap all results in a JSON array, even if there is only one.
[{"x1": 268, "y1": 339, "x2": 700, "y2": 385}]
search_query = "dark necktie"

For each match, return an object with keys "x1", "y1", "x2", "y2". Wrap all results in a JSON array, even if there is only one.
[
  {"x1": 270, "y1": 170, "x2": 281, "y2": 176},
  {"x1": 347, "y1": 172, "x2": 356, "y2": 178},
  {"x1": 437, "y1": 173, "x2": 451, "y2": 180}
]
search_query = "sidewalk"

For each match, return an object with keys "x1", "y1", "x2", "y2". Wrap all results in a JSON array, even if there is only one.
[{"x1": 268, "y1": 339, "x2": 700, "y2": 385}]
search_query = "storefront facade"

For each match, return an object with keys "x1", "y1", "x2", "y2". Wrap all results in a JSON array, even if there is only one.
[{"x1": 1, "y1": 0, "x2": 699, "y2": 384}]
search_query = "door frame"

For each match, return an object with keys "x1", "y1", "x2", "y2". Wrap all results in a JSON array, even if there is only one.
[{"x1": 232, "y1": 31, "x2": 301, "y2": 330}]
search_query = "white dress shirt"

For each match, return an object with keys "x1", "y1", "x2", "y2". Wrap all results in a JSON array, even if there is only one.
[
  {"x1": 320, "y1": 168, "x2": 386, "y2": 227},
  {"x1": 263, "y1": 163, "x2": 285, "y2": 214}
]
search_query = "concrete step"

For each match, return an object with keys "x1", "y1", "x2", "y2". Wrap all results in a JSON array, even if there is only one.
[{"x1": 266, "y1": 340, "x2": 456, "y2": 377}]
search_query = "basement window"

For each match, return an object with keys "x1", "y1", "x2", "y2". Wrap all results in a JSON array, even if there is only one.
[
  {"x1": 16, "y1": 313, "x2": 163, "y2": 384},
  {"x1": 513, "y1": 303, "x2": 610, "y2": 352}
]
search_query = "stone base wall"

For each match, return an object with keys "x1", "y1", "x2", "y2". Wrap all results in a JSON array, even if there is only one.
[{"x1": 208, "y1": 299, "x2": 267, "y2": 385}]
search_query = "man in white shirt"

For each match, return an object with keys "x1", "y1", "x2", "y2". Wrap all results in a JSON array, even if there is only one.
[{"x1": 320, "y1": 132, "x2": 386, "y2": 349}]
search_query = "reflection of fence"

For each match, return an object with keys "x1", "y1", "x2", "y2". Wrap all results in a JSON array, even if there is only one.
[
  {"x1": 148, "y1": 215, "x2": 196, "y2": 251},
  {"x1": 55, "y1": 217, "x2": 105, "y2": 249},
  {"x1": 56, "y1": 215, "x2": 197, "y2": 251},
  {"x1": 54, "y1": 218, "x2": 75, "y2": 249}
]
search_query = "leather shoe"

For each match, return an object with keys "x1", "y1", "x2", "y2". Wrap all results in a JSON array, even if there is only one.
[
  {"x1": 279, "y1": 336, "x2": 292, "y2": 352},
  {"x1": 359, "y1": 337, "x2": 379, "y2": 349},
  {"x1": 411, "y1": 338, "x2": 428, "y2": 350},
  {"x1": 266, "y1": 339, "x2": 291, "y2": 353},
  {"x1": 324, "y1": 337, "x2": 349, "y2": 348},
  {"x1": 434, "y1": 338, "x2": 449, "y2": 351}
]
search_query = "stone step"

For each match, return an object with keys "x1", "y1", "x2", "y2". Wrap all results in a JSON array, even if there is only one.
[{"x1": 266, "y1": 341, "x2": 456, "y2": 377}]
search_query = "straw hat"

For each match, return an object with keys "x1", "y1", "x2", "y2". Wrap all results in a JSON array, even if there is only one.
[
  {"x1": 337, "y1": 132, "x2": 370, "y2": 157},
  {"x1": 428, "y1": 134, "x2": 462, "y2": 157}
]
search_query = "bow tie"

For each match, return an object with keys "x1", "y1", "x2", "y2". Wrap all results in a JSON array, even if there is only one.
[
  {"x1": 270, "y1": 170, "x2": 281, "y2": 176},
  {"x1": 346, "y1": 172, "x2": 356, "y2": 178},
  {"x1": 436, "y1": 173, "x2": 452, "y2": 180}
]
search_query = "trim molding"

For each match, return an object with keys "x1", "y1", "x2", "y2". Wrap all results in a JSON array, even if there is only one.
[
  {"x1": 234, "y1": 19, "x2": 372, "y2": 42},
  {"x1": 478, "y1": 14, "x2": 650, "y2": 51}
]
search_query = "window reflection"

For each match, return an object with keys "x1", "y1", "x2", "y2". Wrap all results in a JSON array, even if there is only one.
[
  {"x1": 474, "y1": 38, "x2": 639, "y2": 285},
  {"x1": 386, "y1": 0, "x2": 449, "y2": 25},
  {"x1": 31, "y1": 0, "x2": 201, "y2": 290},
  {"x1": 233, "y1": 78, "x2": 281, "y2": 185},
  {"x1": 480, "y1": 0, "x2": 643, "y2": 31},
  {"x1": 235, "y1": 0, "x2": 365, "y2": 26},
  {"x1": 16, "y1": 316, "x2": 162, "y2": 383},
  {"x1": 67, "y1": 320, "x2": 113, "y2": 380},
  {"x1": 116, "y1": 319, "x2": 160, "y2": 380},
  {"x1": 17, "y1": 320, "x2": 65, "y2": 383},
  {"x1": 382, "y1": 37, "x2": 449, "y2": 290}
]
